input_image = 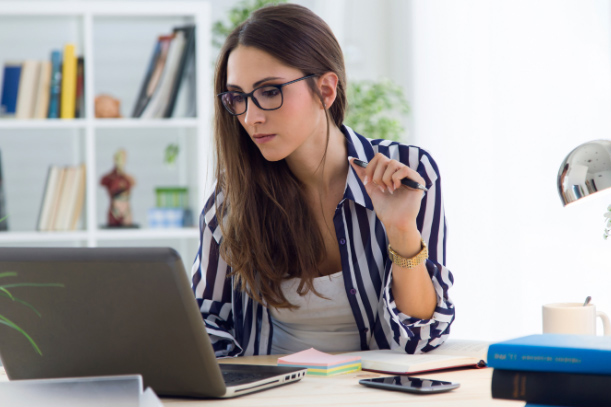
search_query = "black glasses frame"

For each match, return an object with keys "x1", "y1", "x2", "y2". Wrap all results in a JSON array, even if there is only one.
[{"x1": 217, "y1": 74, "x2": 316, "y2": 116}]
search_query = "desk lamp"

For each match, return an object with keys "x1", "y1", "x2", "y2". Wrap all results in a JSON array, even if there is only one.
[{"x1": 557, "y1": 140, "x2": 611, "y2": 238}]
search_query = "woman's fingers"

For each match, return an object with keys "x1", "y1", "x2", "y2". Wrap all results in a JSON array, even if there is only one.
[{"x1": 350, "y1": 154, "x2": 425, "y2": 194}]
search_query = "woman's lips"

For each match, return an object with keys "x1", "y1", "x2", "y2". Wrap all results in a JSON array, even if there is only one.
[{"x1": 253, "y1": 134, "x2": 276, "y2": 144}]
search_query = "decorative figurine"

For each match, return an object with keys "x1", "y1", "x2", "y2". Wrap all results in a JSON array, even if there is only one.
[
  {"x1": 94, "y1": 94, "x2": 122, "y2": 118},
  {"x1": 100, "y1": 149, "x2": 137, "y2": 227}
]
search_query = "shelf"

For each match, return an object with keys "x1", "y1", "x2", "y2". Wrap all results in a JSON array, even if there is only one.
[
  {"x1": 0, "y1": 228, "x2": 199, "y2": 243},
  {"x1": 93, "y1": 118, "x2": 199, "y2": 129},
  {"x1": 94, "y1": 227, "x2": 199, "y2": 241},
  {"x1": 0, "y1": 118, "x2": 199, "y2": 130},
  {"x1": 0, "y1": 120, "x2": 87, "y2": 130},
  {"x1": 0, "y1": 231, "x2": 89, "y2": 243},
  {"x1": 0, "y1": 1, "x2": 211, "y2": 262}
]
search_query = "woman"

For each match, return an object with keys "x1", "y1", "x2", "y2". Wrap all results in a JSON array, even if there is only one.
[{"x1": 191, "y1": 3, "x2": 454, "y2": 357}]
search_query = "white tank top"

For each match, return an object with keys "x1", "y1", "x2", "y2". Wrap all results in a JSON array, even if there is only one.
[{"x1": 269, "y1": 271, "x2": 362, "y2": 355}]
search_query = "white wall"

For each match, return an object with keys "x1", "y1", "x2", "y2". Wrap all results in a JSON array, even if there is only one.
[{"x1": 405, "y1": 0, "x2": 611, "y2": 341}]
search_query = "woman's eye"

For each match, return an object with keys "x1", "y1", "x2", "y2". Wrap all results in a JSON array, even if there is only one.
[
  {"x1": 231, "y1": 94, "x2": 245, "y2": 103},
  {"x1": 259, "y1": 88, "x2": 281, "y2": 98}
]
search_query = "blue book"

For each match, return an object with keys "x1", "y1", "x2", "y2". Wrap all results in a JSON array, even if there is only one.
[
  {"x1": 487, "y1": 334, "x2": 611, "y2": 374},
  {"x1": 47, "y1": 50, "x2": 62, "y2": 119},
  {"x1": 0, "y1": 63, "x2": 22, "y2": 116}
]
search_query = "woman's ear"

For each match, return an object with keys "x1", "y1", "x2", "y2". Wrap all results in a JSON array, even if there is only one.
[{"x1": 316, "y1": 72, "x2": 339, "y2": 110}]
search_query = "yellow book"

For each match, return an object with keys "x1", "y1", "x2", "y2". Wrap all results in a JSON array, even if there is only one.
[{"x1": 60, "y1": 43, "x2": 77, "y2": 119}]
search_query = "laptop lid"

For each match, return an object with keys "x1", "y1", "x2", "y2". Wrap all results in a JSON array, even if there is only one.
[{"x1": 0, "y1": 247, "x2": 303, "y2": 398}]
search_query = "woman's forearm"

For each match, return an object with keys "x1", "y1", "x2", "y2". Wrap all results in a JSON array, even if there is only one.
[{"x1": 387, "y1": 226, "x2": 438, "y2": 320}]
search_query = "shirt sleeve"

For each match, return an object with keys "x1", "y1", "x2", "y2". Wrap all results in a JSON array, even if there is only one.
[
  {"x1": 381, "y1": 146, "x2": 455, "y2": 354},
  {"x1": 191, "y1": 189, "x2": 243, "y2": 357}
]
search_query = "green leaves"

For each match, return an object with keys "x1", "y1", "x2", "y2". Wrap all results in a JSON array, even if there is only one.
[
  {"x1": 0, "y1": 272, "x2": 64, "y2": 355},
  {"x1": 345, "y1": 79, "x2": 410, "y2": 142},
  {"x1": 212, "y1": 0, "x2": 288, "y2": 50}
]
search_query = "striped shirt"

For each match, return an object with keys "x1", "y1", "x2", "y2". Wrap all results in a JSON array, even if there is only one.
[{"x1": 191, "y1": 125, "x2": 455, "y2": 357}]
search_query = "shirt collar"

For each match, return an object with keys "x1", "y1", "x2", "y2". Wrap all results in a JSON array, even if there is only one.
[{"x1": 341, "y1": 125, "x2": 375, "y2": 211}]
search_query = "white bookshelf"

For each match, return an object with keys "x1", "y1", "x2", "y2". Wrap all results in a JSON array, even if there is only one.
[{"x1": 0, "y1": 1, "x2": 212, "y2": 262}]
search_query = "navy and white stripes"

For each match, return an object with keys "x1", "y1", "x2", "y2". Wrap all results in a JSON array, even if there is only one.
[{"x1": 191, "y1": 125, "x2": 455, "y2": 357}]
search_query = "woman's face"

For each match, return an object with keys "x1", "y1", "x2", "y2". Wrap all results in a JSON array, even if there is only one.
[{"x1": 225, "y1": 45, "x2": 326, "y2": 162}]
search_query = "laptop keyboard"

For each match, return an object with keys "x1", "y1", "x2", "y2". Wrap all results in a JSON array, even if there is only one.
[{"x1": 222, "y1": 370, "x2": 271, "y2": 385}]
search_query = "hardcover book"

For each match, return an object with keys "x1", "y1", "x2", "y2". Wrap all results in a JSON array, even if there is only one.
[
  {"x1": 487, "y1": 334, "x2": 611, "y2": 374},
  {"x1": 15, "y1": 60, "x2": 40, "y2": 119},
  {"x1": 132, "y1": 35, "x2": 173, "y2": 118},
  {"x1": 60, "y1": 43, "x2": 77, "y2": 119},
  {"x1": 140, "y1": 30, "x2": 187, "y2": 119},
  {"x1": 163, "y1": 25, "x2": 195, "y2": 118},
  {"x1": 344, "y1": 339, "x2": 489, "y2": 374},
  {"x1": 0, "y1": 62, "x2": 22, "y2": 117},
  {"x1": 33, "y1": 60, "x2": 52, "y2": 119},
  {"x1": 47, "y1": 50, "x2": 62, "y2": 119},
  {"x1": 492, "y1": 368, "x2": 611, "y2": 407}
]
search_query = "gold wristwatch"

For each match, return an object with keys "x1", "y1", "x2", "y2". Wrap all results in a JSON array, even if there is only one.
[{"x1": 388, "y1": 239, "x2": 428, "y2": 269}]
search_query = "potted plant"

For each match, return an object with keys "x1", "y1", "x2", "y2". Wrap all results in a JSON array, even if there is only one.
[{"x1": 0, "y1": 216, "x2": 64, "y2": 356}]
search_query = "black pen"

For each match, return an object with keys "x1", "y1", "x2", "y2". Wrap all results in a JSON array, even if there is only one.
[{"x1": 352, "y1": 158, "x2": 428, "y2": 192}]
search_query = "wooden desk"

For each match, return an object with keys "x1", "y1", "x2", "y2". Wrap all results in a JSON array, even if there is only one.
[{"x1": 1, "y1": 359, "x2": 524, "y2": 407}]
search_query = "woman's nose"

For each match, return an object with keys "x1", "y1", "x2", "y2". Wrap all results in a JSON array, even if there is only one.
[{"x1": 243, "y1": 98, "x2": 266, "y2": 126}]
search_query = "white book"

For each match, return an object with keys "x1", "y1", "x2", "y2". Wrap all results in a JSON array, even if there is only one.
[
  {"x1": 344, "y1": 339, "x2": 490, "y2": 374},
  {"x1": 69, "y1": 163, "x2": 86, "y2": 230},
  {"x1": 59, "y1": 165, "x2": 82, "y2": 231},
  {"x1": 33, "y1": 60, "x2": 52, "y2": 119},
  {"x1": 140, "y1": 31, "x2": 186, "y2": 119},
  {"x1": 37, "y1": 165, "x2": 60, "y2": 231},
  {"x1": 53, "y1": 166, "x2": 77, "y2": 231},
  {"x1": 15, "y1": 60, "x2": 40, "y2": 119}
]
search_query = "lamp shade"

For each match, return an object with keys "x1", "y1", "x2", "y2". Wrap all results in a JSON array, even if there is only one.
[{"x1": 558, "y1": 140, "x2": 611, "y2": 206}]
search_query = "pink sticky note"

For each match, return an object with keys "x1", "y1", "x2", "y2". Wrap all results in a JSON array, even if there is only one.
[{"x1": 277, "y1": 348, "x2": 361, "y2": 367}]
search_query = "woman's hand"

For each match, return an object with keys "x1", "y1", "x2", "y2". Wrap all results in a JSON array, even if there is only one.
[{"x1": 349, "y1": 154, "x2": 425, "y2": 241}]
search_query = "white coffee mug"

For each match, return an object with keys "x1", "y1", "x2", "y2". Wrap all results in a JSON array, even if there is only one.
[{"x1": 542, "y1": 302, "x2": 611, "y2": 336}]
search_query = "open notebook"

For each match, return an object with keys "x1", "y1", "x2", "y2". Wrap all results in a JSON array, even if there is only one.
[{"x1": 344, "y1": 339, "x2": 489, "y2": 374}]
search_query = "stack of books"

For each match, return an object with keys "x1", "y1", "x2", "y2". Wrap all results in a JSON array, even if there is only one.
[
  {"x1": 37, "y1": 164, "x2": 86, "y2": 231},
  {"x1": 277, "y1": 348, "x2": 362, "y2": 377},
  {"x1": 0, "y1": 44, "x2": 84, "y2": 119},
  {"x1": 487, "y1": 334, "x2": 611, "y2": 407},
  {"x1": 132, "y1": 25, "x2": 196, "y2": 119}
]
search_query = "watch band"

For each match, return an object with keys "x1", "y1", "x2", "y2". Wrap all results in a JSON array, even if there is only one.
[{"x1": 388, "y1": 239, "x2": 428, "y2": 269}]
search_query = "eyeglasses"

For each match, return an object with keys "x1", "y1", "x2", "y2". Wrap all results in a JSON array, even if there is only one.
[{"x1": 218, "y1": 74, "x2": 315, "y2": 116}]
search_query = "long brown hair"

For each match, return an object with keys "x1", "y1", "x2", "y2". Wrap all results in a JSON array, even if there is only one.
[{"x1": 213, "y1": 4, "x2": 347, "y2": 309}]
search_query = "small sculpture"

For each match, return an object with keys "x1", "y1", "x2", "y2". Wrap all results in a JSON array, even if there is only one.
[
  {"x1": 100, "y1": 149, "x2": 136, "y2": 227},
  {"x1": 94, "y1": 94, "x2": 122, "y2": 118}
]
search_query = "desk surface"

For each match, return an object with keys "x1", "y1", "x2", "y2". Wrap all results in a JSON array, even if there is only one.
[{"x1": 1, "y1": 357, "x2": 524, "y2": 407}]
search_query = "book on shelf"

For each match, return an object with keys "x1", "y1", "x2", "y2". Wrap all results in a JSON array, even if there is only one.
[
  {"x1": 15, "y1": 60, "x2": 39, "y2": 119},
  {"x1": 0, "y1": 62, "x2": 22, "y2": 117},
  {"x1": 491, "y1": 368, "x2": 611, "y2": 407},
  {"x1": 134, "y1": 24, "x2": 195, "y2": 119},
  {"x1": 48, "y1": 50, "x2": 62, "y2": 119},
  {"x1": 33, "y1": 60, "x2": 52, "y2": 119},
  {"x1": 37, "y1": 164, "x2": 86, "y2": 232},
  {"x1": 163, "y1": 25, "x2": 195, "y2": 118},
  {"x1": 140, "y1": 30, "x2": 187, "y2": 119},
  {"x1": 343, "y1": 339, "x2": 489, "y2": 374},
  {"x1": 487, "y1": 334, "x2": 611, "y2": 375},
  {"x1": 75, "y1": 57, "x2": 85, "y2": 119},
  {"x1": 132, "y1": 35, "x2": 173, "y2": 118},
  {"x1": 60, "y1": 43, "x2": 77, "y2": 119}
]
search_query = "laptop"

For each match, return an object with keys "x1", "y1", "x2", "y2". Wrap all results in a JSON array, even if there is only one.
[{"x1": 0, "y1": 247, "x2": 307, "y2": 398}]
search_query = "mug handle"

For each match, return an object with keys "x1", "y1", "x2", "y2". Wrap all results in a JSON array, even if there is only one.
[{"x1": 597, "y1": 311, "x2": 611, "y2": 336}]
